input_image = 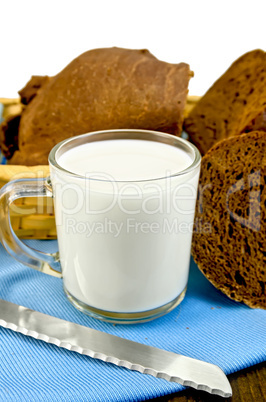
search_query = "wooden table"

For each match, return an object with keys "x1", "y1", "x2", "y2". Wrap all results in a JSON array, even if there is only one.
[{"x1": 153, "y1": 362, "x2": 266, "y2": 401}]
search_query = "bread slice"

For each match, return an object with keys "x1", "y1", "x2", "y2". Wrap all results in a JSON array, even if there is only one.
[
  {"x1": 192, "y1": 131, "x2": 266, "y2": 309},
  {"x1": 184, "y1": 49, "x2": 266, "y2": 155},
  {"x1": 3, "y1": 47, "x2": 192, "y2": 165}
]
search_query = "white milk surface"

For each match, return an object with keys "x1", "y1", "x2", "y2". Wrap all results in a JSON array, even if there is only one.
[
  {"x1": 58, "y1": 139, "x2": 193, "y2": 181},
  {"x1": 53, "y1": 139, "x2": 199, "y2": 313}
]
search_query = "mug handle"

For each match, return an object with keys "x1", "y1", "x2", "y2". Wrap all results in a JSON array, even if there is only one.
[{"x1": 0, "y1": 177, "x2": 62, "y2": 278}]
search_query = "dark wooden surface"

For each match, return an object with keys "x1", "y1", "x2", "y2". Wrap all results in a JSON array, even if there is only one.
[{"x1": 152, "y1": 362, "x2": 266, "y2": 402}]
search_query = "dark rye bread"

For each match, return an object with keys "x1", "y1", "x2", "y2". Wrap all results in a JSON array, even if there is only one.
[
  {"x1": 2, "y1": 47, "x2": 192, "y2": 166},
  {"x1": 192, "y1": 131, "x2": 266, "y2": 309},
  {"x1": 184, "y1": 49, "x2": 266, "y2": 155}
]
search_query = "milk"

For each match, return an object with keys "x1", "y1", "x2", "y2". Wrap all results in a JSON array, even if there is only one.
[
  {"x1": 58, "y1": 139, "x2": 193, "y2": 180},
  {"x1": 51, "y1": 138, "x2": 200, "y2": 314}
]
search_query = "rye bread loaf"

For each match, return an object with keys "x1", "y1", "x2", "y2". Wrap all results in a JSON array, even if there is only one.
[
  {"x1": 1, "y1": 47, "x2": 192, "y2": 166},
  {"x1": 192, "y1": 131, "x2": 266, "y2": 308},
  {"x1": 184, "y1": 49, "x2": 266, "y2": 155}
]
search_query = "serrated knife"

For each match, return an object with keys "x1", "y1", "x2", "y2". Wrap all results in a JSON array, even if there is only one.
[{"x1": 0, "y1": 299, "x2": 232, "y2": 398}]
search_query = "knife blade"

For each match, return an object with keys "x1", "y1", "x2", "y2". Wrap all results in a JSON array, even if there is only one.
[{"x1": 0, "y1": 299, "x2": 232, "y2": 398}]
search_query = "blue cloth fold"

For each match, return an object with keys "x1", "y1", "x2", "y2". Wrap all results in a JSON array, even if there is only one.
[{"x1": 0, "y1": 240, "x2": 265, "y2": 401}]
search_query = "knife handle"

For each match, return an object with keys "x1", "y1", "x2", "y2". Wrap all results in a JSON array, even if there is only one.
[{"x1": 0, "y1": 177, "x2": 61, "y2": 277}]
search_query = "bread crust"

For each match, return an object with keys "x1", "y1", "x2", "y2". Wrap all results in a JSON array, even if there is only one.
[
  {"x1": 184, "y1": 49, "x2": 266, "y2": 154},
  {"x1": 192, "y1": 130, "x2": 266, "y2": 308},
  {"x1": 6, "y1": 47, "x2": 191, "y2": 165}
]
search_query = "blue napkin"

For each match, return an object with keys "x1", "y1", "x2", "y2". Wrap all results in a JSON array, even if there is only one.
[{"x1": 0, "y1": 240, "x2": 265, "y2": 401}]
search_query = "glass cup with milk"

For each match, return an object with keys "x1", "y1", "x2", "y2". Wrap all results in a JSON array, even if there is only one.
[{"x1": 0, "y1": 129, "x2": 201, "y2": 323}]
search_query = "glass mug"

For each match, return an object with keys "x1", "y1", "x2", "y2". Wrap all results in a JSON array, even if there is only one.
[{"x1": 0, "y1": 129, "x2": 201, "y2": 323}]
